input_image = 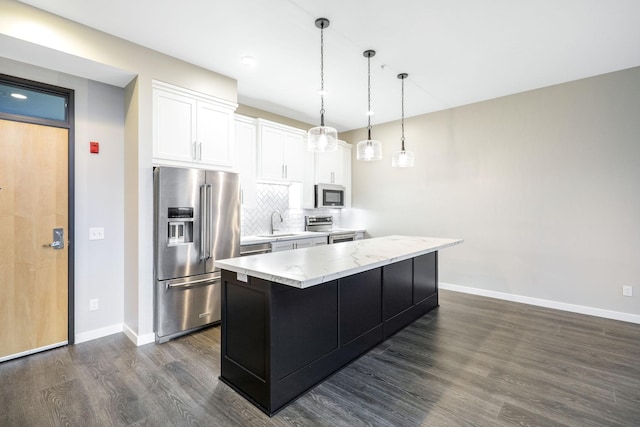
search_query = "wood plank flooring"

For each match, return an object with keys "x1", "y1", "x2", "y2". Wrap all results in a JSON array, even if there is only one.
[{"x1": 1, "y1": 290, "x2": 639, "y2": 426}]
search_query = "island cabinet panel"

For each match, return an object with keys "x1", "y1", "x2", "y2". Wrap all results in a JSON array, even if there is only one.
[
  {"x1": 340, "y1": 268, "x2": 383, "y2": 346},
  {"x1": 225, "y1": 284, "x2": 267, "y2": 379},
  {"x1": 271, "y1": 282, "x2": 339, "y2": 380},
  {"x1": 383, "y1": 259, "x2": 414, "y2": 321},
  {"x1": 414, "y1": 252, "x2": 437, "y2": 303},
  {"x1": 382, "y1": 255, "x2": 439, "y2": 339},
  {"x1": 220, "y1": 251, "x2": 440, "y2": 416}
]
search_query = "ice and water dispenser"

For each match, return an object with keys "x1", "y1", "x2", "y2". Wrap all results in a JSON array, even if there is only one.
[{"x1": 167, "y1": 207, "x2": 194, "y2": 246}]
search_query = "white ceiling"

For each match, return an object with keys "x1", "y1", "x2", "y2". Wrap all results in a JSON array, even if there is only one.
[{"x1": 17, "y1": 0, "x2": 640, "y2": 132}]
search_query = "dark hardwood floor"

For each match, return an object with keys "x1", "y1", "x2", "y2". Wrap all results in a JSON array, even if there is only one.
[{"x1": 2, "y1": 290, "x2": 639, "y2": 426}]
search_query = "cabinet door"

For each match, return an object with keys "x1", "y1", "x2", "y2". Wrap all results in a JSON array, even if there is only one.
[
  {"x1": 315, "y1": 146, "x2": 343, "y2": 184},
  {"x1": 271, "y1": 241, "x2": 294, "y2": 252},
  {"x1": 383, "y1": 259, "x2": 413, "y2": 321},
  {"x1": 153, "y1": 89, "x2": 197, "y2": 163},
  {"x1": 258, "y1": 126, "x2": 285, "y2": 181},
  {"x1": 235, "y1": 118, "x2": 257, "y2": 208},
  {"x1": 198, "y1": 101, "x2": 235, "y2": 169},
  {"x1": 294, "y1": 239, "x2": 313, "y2": 250},
  {"x1": 342, "y1": 143, "x2": 352, "y2": 207},
  {"x1": 282, "y1": 131, "x2": 305, "y2": 182}
]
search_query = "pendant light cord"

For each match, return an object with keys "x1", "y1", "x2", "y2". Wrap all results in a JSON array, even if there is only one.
[
  {"x1": 401, "y1": 75, "x2": 406, "y2": 151},
  {"x1": 367, "y1": 53, "x2": 372, "y2": 141},
  {"x1": 320, "y1": 21, "x2": 325, "y2": 126}
]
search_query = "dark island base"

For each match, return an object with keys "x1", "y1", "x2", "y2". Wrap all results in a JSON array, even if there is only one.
[{"x1": 220, "y1": 251, "x2": 438, "y2": 416}]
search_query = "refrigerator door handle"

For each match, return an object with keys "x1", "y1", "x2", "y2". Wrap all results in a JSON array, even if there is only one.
[
  {"x1": 200, "y1": 184, "x2": 208, "y2": 260},
  {"x1": 205, "y1": 183, "x2": 212, "y2": 260}
]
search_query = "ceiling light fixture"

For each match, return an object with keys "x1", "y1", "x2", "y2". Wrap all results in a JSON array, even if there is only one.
[
  {"x1": 356, "y1": 50, "x2": 382, "y2": 161},
  {"x1": 392, "y1": 73, "x2": 415, "y2": 168},
  {"x1": 308, "y1": 18, "x2": 338, "y2": 152},
  {"x1": 240, "y1": 56, "x2": 256, "y2": 67},
  {"x1": 11, "y1": 93, "x2": 27, "y2": 100}
]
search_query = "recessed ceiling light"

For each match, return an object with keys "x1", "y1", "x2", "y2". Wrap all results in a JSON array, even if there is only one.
[
  {"x1": 240, "y1": 56, "x2": 256, "y2": 67},
  {"x1": 11, "y1": 93, "x2": 27, "y2": 100}
]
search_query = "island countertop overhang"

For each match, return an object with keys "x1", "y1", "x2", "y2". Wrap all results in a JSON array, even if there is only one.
[{"x1": 215, "y1": 235, "x2": 463, "y2": 289}]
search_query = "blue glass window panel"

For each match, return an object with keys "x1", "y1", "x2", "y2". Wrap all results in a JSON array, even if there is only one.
[{"x1": 0, "y1": 83, "x2": 67, "y2": 121}]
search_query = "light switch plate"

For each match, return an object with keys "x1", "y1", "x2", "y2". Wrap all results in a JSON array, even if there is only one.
[{"x1": 89, "y1": 227, "x2": 105, "y2": 240}]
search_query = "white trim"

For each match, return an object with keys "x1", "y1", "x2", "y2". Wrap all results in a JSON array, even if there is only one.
[
  {"x1": 0, "y1": 341, "x2": 67, "y2": 363},
  {"x1": 439, "y1": 282, "x2": 640, "y2": 325},
  {"x1": 74, "y1": 324, "x2": 123, "y2": 344},
  {"x1": 123, "y1": 323, "x2": 156, "y2": 346}
]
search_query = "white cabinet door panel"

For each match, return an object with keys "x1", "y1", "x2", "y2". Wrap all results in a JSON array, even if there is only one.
[
  {"x1": 153, "y1": 90, "x2": 196, "y2": 162},
  {"x1": 198, "y1": 101, "x2": 234, "y2": 168}
]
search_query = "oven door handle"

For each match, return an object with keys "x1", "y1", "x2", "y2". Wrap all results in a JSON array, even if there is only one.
[{"x1": 329, "y1": 233, "x2": 356, "y2": 243}]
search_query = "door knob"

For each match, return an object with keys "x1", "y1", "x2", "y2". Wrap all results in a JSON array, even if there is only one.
[{"x1": 43, "y1": 228, "x2": 64, "y2": 250}]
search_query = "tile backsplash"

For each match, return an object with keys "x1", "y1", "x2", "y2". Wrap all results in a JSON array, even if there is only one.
[{"x1": 241, "y1": 183, "x2": 341, "y2": 236}]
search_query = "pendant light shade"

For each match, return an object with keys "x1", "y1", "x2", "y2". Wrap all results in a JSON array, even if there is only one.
[
  {"x1": 392, "y1": 73, "x2": 415, "y2": 168},
  {"x1": 356, "y1": 50, "x2": 382, "y2": 161},
  {"x1": 308, "y1": 18, "x2": 338, "y2": 152}
]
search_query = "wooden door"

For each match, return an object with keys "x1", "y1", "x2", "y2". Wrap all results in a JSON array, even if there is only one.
[{"x1": 0, "y1": 119, "x2": 69, "y2": 360}]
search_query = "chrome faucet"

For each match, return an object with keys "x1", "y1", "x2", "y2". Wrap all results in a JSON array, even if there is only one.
[{"x1": 271, "y1": 210, "x2": 283, "y2": 234}]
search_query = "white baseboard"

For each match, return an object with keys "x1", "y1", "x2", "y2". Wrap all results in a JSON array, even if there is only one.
[
  {"x1": 439, "y1": 282, "x2": 640, "y2": 325},
  {"x1": 123, "y1": 323, "x2": 156, "y2": 346},
  {"x1": 75, "y1": 323, "x2": 123, "y2": 344}
]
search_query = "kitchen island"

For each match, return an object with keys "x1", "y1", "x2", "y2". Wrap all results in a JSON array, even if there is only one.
[{"x1": 215, "y1": 235, "x2": 463, "y2": 416}]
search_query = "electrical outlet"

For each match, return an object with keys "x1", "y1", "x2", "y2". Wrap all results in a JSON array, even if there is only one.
[
  {"x1": 89, "y1": 227, "x2": 105, "y2": 240},
  {"x1": 89, "y1": 298, "x2": 99, "y2": 311},
  {"x1": 622, "y1": 286, "x2": 633, "y2": 297}
]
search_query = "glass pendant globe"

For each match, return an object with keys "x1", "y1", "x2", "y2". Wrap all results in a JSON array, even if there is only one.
[
  {"x1": 356, "y1": 139, "x2": 382, "y2": 161},
  {"x1": 308, "y1": 126, "x2": 338, "y2": 152},
  {"x1": 391, "y1": 150, "x2": 415, "y2": 167}
]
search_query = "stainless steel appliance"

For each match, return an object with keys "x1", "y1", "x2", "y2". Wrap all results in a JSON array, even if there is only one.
[
  {"x1": 315, "y1": 183, "x2": 346, "y2": 208},
  {"x1": 305, "y1": 215, "x2": 357, "y2": 243},
  {"x1": 240, "y1": 242, "x2": 271, "y2": 256},
  {"x1": 328, "y1": 231, "x2": 357, "y2": 244},
  {"x1": 154, "y1": 166, "x2": 240, "y2": 343}
]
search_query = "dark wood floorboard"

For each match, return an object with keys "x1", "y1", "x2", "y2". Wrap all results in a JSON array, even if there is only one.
[{"x1": 2, "y1": 290, "x2": 639, "y2": 426}]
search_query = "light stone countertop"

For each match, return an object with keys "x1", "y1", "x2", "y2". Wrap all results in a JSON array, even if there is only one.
[{"x1": 217, "y1": 235, "x2": 463, "y2": 289}]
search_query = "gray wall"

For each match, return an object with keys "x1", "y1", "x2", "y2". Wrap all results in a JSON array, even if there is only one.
[
  {"x1": 342, "y1": 66, "x2": 640, "y2": 318},
  {"x1": 0, "y1": 0, "x2": 238, "y2": 343},
  {"x1": 0, "y1": 56, "x2": 126, "y2": 339}
]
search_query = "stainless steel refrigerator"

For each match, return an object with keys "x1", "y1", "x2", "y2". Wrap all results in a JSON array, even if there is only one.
[{"x1": 153, "y1": 166, "x2": 240, "y2": 343}]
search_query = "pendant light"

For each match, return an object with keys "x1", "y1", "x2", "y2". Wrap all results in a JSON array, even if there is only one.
[
  {"x1": 356, "y1": 50, "x2": 382, "y2": 161},
  {"x1": 308, "y1": 18, "x2": 338, "y2": 152},
  {"x1": 392, "y1": 73, "x2": 415, "y2": 168}
]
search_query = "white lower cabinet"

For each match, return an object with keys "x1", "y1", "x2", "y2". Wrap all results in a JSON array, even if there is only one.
[{"x1": 270, "y1": 236, "x2": 327, "y2": 252}]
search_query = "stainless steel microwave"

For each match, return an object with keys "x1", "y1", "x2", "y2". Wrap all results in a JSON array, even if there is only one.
[{"x1": 315, "y1": 183, "x2": 346, "y2": 208}]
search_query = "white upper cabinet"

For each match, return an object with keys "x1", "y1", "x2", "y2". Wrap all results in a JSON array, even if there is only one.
[
  {"x1": 256, "y1": 119, "x2": 306, "y2": 183},
  {"x1": 152, "y1": 80, "x2": 237, "y2": 170},
  {"x1": 315, "y1": 141, "x2": 351, "y2": 186},
  {"x1": 235, "y1": 115, "x2": 258, "y2": 208}
]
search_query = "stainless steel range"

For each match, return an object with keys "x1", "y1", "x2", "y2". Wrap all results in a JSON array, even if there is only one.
[{"x1": 305, "y1": 215, "x2": 357, "y2": 243}]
